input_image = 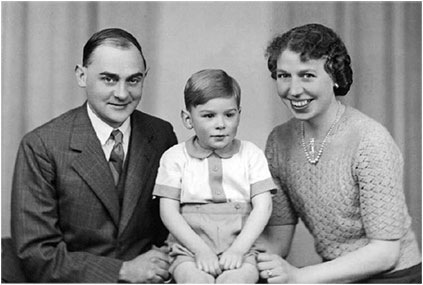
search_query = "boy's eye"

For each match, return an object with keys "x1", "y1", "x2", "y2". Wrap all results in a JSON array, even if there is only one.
[
  {"x1": 226, "y1": 112, "x2": 236, "y2": 118},
  {"x1": 202, "y1": 114, "x2": 214, "y2": 118}
]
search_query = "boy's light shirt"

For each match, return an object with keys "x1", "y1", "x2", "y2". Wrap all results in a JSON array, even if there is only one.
[
  {"x1": 154, "y1": 136, "x2": 276, "y2": 204},
  {"x1": 87, "y1": 103, "x2": 131, "y2": 161}
]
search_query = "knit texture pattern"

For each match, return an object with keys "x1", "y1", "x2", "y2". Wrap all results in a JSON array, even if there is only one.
[{"x1": 266, "y1": 106, "x2": 421, "y2": 272}]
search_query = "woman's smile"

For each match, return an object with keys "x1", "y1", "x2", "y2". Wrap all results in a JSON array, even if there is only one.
[{"x1": 290, "y1": 99, "x2": 313, "y2": 110}]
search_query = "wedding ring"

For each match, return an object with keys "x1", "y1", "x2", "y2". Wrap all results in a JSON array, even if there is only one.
[{"x1": 267, "y1": 269, "x2": 273, "y2": 278}]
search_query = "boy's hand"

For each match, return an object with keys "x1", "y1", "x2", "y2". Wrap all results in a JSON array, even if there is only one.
[
  {"x1": 219, "y1": 249, "x2": 244, "y2": 270},
  {"x1": 195, "y1": 248, "x2": 222, "y2": 277}
]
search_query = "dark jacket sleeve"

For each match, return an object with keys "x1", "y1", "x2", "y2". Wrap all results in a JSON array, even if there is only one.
[{"x1": 11, "y1": 133, "x2": 123, "y2": 283}]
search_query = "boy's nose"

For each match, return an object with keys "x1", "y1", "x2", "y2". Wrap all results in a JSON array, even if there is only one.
[{"x1": 215, "y1": 116, "x2": 225, "y2": 129}]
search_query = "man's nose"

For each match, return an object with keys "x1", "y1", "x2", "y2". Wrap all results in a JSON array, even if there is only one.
[{"x1": 114, "y1": 82, "x2": 130, "y2": 100}]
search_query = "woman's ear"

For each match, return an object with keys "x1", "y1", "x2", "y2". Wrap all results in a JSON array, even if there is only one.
[
  {"x1": 74, "y1": 65, "x2": 87, "y2": 87},
  {"x1": 181, "y1": 110, "x2": 193, "y2": 129}
]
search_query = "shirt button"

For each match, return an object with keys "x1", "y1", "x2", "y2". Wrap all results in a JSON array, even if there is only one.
[
  {"x1": 216, "y1": 191, "x2": 221, "y2": 195},
  {"x1": 235, "y1": 203, "x2": 241, "y2": 209},
  {"x1": 213, "y1": 166, "x2": 218, "y2": 171}
]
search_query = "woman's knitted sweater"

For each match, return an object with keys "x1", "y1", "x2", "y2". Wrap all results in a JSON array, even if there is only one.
[{"x1": 266, "y1": 105, "x2": 421, "y2": 272}]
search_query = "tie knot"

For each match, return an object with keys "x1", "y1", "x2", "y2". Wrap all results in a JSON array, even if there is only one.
[{"x1": 111, "y1": 129, "x2": 123, "y2": 144}]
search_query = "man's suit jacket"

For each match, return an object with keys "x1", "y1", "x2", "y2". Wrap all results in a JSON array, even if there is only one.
[{"x1": 11, "y1": 103, "x2": 177, "y2": 282}]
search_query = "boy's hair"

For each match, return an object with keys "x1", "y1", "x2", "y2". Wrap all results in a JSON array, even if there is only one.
[
  {"x1": 184, "y1": 69, "x2": 241, "y2": 111},
  {"x1": 83, "y1": 28, "x2": 146, "y2": 68}
]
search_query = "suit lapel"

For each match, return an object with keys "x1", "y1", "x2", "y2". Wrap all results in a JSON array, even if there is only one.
[
  {"x1": 70, "y1": 105, "x2": 120, "y2": 227},
  {"x1": 119, "y1": 112, "x2": 156, "y2": 234}
]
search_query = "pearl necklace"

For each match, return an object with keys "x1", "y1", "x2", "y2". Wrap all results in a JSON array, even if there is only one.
[{"x1": 301, "y1": 103, "x2": 342, "y2": 165}]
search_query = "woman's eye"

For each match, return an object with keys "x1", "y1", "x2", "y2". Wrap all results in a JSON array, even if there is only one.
[
  {"x1": 277, "y1": 73, "x2": 290, "y2": 79},
  {"x1": 303, "y1": 73, "x2": 315, "y2": 79},
  {"x1": 226, "y1": 112, "x2": 235, "y2": 118}
]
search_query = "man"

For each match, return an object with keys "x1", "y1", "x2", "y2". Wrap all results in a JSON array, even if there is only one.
[{"x1": 11, "y1": 28, "x2": 177, "y2": 282}]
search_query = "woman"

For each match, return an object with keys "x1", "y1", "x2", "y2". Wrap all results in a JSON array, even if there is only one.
[{"x1": 258, "y1": 23, "x2": 421, "y2": 283}]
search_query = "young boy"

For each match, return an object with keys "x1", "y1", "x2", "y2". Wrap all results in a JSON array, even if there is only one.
[{"x1": 153, "y1": 69, "x2": 276, "y2": 283}]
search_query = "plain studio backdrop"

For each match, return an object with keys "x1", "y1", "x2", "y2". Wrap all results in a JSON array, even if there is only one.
[{"x1": 2, "y1": 2, "x2": 421, "y2": 266}]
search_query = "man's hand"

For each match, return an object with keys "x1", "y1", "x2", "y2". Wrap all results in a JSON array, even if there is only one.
[{"x1": 119, "y1": 245, "x2": 171, "y2": 283}]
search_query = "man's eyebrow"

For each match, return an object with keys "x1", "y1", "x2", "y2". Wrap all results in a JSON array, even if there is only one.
[
  {"x1": 128, "y1": 72, "x2": 145, "y2": 79},
  {"x1": 99, "y1": 72, "x2": 119, "y2": 78},
  {"x1": 98, "y1": 72, "x2": 146, "y2": 79}
]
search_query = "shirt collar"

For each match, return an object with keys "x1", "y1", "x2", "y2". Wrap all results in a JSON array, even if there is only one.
[
  {"x1": 87, "y1": 103, "x2": 131, "y2": 146},
  {"x1": 185, "y1": 136, "x2": 240, "y2": 159}
]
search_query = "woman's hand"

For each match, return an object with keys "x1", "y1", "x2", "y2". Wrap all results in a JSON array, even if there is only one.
[
  {"x1": 195, "y1": 247, "x2": 222, "y2": 277},
  {"x1": 257, "y1": 252, "x2": 298, "y2": 283},
  {"x1": 219, "y1": 249, "x2": 244, "y2": 270}
]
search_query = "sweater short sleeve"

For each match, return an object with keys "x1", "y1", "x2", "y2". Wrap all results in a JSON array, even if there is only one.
[{"x1": 354, "y1": 123, "x2": 408, "y2": 239}]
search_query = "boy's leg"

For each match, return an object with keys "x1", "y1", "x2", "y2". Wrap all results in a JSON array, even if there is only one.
[
  {"x1": 173, "y1": 261, "x2": 215, "y2": 284},
  {"x1": 215, "y1": 262, "x2": 259, "y2": 284}
]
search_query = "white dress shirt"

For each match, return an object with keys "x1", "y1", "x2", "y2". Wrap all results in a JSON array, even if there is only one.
[{"x1": 86, "y1": 104, "x2": 131, "y2": 162}]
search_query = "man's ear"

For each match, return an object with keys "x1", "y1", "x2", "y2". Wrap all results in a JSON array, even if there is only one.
[
  {"x1": 74, "y1": 65, "x2": 87, "y2": 87},
  {"x1": 181, "y1": 110, "x2": 193, "y2": 130}
]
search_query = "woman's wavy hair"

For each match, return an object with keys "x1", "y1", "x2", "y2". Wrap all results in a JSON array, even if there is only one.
[{"x1": 265, "y1": 23, "x2": 353, "y2": 96}]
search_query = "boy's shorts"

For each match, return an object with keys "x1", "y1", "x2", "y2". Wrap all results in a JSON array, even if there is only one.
[{"x1": 166, "y1": 202, "x2": 265, "y2": 274}]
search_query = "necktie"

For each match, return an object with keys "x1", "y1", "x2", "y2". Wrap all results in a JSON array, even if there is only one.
[{"x1": 109, "y1": 130, "x2": 124, "y2": 185}]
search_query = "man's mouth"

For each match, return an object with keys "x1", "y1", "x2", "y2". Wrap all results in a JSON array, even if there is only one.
[{"x1": 109, "y1": 102, "x2": 129, "y2": 108}]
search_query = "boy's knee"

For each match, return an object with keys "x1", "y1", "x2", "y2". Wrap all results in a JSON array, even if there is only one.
[
  {"x1": 173, "y1": 262, "x2": 214, "y2": 284},
  {"x1": 216, "y1": 265, "x2": 259, "y2": 284}
]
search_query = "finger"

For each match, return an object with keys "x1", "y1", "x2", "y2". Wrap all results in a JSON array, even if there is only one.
[
  {"x1": 150, "y1": 251, "x2": 170, "y2": 263},
  {"x1": 151, "y1": 275, "x2": 164, "y2": 284},
  {"x1": 149, "y1": 256, "x2": 170, "y2": 268},
  {"x1": 154, "y1": 258, "x2": 171, "y2": 270},
  {"x1": 223, "y1": 259, "x2": 232, "y2": 270},
  {"x1": 196, "y1": 261, "x2": 203, "y2": 272},
  {"x1": 259, "y1": 270, "x2": 268, "y2": 280},
  {"x1": 218, "y1": 257, "x2": 227, "y2": 269},
  {"x1": 268, "y1": 275, "x2": 288, "y2": 284},
  {"x1": 155, "y1": 267, "x2": 170, "y2": 281},
  {"x1": 257, "y1": 252, "x2": 274, "y2": 262},
  {"x1": 228, "y1": 259, "x2": 237, "y2": 270},
  {"x1": 215, "y1": 260, "x2": 222, "y2": 275},
  {"x1": 257, "y1": 260, "x2": 275, "y2": 271},
  {"x1": 235, "y1": 259, "x2": 242, "y2": 269}
]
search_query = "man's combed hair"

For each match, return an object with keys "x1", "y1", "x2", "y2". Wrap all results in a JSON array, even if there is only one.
[
  {"x1": 184, "y1": 69, "x2": 241, "y2": 110},
  {"x1": 266, "y1": 23, "x2": 353, "y2": 96},
  {"x1": 83, "y1": 28, "x2": 147, "y2": 68}
]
